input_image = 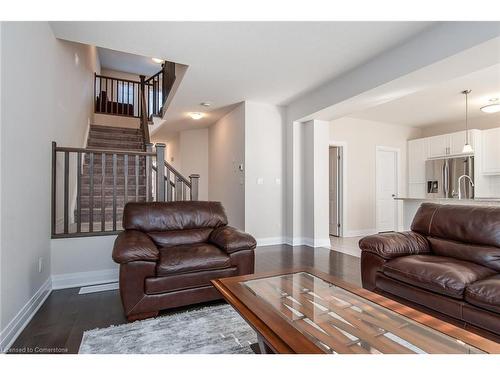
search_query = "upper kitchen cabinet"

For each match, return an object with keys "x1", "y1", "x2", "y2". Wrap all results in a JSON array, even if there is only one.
[
  {"x1": 408, "y1": 138, "x2": 428, "y2": 183},
  {"x1": 482, "y1": 127, "x2": 500, "y2": 175},
  {"x1": 427, "y1": 130, "x2": 475, "y2": 158},
  {"x1": 428, "y1": 134, "x2": 450, "y2": 158}
]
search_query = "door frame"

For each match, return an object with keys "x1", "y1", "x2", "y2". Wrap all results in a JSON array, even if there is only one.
[
  {"x1": 375, "y1": 146, "x2": 401, "y2": 233},
  {"x1": 329, "y1": 141, "x2": 347, "y2": 237}
]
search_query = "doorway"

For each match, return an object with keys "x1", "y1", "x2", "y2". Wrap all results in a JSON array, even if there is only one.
[
  {"x1": 376, "y1": 146, "x2": 399, "y2": 233},
  {"x1": 329, "y1": 146, "x2": 343, "y2": 237}
]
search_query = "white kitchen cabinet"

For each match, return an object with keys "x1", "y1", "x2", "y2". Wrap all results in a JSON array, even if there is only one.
[
  {"x1": 428, "y1": 131, "x2": 473, "y2": 157},
  {"x1": 408, "y1": 138, "x2": 428, "y2": 183},
  {"x1": 482, "y1": 128, "x2": 500, "y2": 175},
  {"x1": 428, "y1": 134, "x2": 450, "y2": 158},
  {"x1": 449, "y1": 131, "x2": 469, "y2": 155}
]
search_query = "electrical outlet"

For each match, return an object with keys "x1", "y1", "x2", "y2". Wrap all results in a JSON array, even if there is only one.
[{"x1": 38, "y1": 257, "x2": 43, "y2": 273}]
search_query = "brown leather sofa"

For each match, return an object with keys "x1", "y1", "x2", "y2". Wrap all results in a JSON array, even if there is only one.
[
  {"x1": 360, "y1": 203, "x2": 500, "y2": 337},
  {"x1": 112, "y1": 201, "x2": 256, "y2": 321}
]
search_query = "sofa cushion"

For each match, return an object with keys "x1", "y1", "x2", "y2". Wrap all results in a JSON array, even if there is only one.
[
  {"x1": 383, "y1": 255, "x2": 496, "y2": 299},
  {"x1": 411, "y1": 203, "x2": 500, "y2": 248},
  {"x1": 465, "y1": 275, "x2": 500, "y2": 314},
  {"x1": 148, "y1": 228, "x2": 213, "y2": 248},
  {"x1": 157, "y1": 243, "x2": 230, "y2": 276},
  {"x1": 429, "y1": 237, "x2": 500, "y2": 272}
]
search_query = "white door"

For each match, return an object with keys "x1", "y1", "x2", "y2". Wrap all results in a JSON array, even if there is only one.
[{"x1": 376, "y1": 148, "x2": 398, "y2": 232}]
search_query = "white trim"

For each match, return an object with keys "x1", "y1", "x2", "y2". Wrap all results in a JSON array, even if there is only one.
[
  {"x1": 375, "y1": 146, "x2": 401, "y2": 233},
  {"x1": 256, "y1": 237, "x2": 285, "y2": 246},
  {"x1": 79, "y1": 282, "x2": 119, "y2": 295},
  {"x1": 51, "y1": 268, "x2": 119, "y2": 290},
  {"x1": 284, "y1": 237, "x2": 330, "y2": 248},
  {"x1": 0, "y1": 278, "x2": 52, "y2": 353},
  {"x1": 329, "y1": 141, "x2": 348, "y2": 237},
  {"x1": 344, "y1": 229, "x2": 378, "y2": 238}
]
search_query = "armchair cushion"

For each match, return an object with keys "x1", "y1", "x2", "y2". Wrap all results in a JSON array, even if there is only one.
[
  {"x1": 209, "y1": 226, "x2": 257, "y2": 254},
  {"x1": 156, "y1": 243, "x2": 230, "y2": 276},
  {"x1": 359, "y1": 231, "x2": 430, "y2": 260},
  {"x1": 112, "y1": 230, "x2": 159, "y2": 264}
]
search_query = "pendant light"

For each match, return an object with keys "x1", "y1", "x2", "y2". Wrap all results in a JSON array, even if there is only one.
[{"x1": 461, "y1": 89, "x2": 473, "y2": 154}]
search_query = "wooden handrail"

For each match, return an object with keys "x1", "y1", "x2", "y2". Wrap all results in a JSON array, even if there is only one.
[
  {"x1": 95, "y1": 74, "x2": 140, "y2": 85},
  {"x1": 152, "y1": 163, "x2": 191, "y2": 188},
  {"x1": 144, "y1": 70, "x2": 161, "y2": 83},
  {"x1": 55, "y1": 146, "x2": 156, "y2": 157}
]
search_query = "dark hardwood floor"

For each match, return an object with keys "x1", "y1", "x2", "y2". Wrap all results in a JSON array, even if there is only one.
[{"x1": 8, "y1": 244, "x2": 360, "y2": 354}]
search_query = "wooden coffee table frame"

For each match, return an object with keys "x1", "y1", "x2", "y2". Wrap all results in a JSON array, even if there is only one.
[{"x1": 212, "y1": 267, "x2": 500, "y2": 354}]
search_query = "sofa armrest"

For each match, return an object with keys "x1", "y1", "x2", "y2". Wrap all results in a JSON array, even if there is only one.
[
  {"x1": 112, "y1": 230, "x2": 159, "y2": 264},
  {"x1": 209, "y1": 226, "x2": 257, "y2": 254},
  {"x1": 358, "y1": 231, "x2": 430, "y2": 260}
]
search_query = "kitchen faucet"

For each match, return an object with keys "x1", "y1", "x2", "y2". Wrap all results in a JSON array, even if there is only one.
[{"x1": 458, "y1": 174, "x2": 474, "y2": 200}]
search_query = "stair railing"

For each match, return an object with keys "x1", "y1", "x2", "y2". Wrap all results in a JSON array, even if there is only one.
[
  {"x1": 94, "y1": 61, "x2": 176, "y2": 150},
  {"x1": 51, "y1": 142, "x2": 198, "y2": 239},
  {"x1": 94, "y1": 74, "x2": 142, "y2": 118}
]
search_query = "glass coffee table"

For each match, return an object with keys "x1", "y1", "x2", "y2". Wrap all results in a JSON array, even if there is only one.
[{"x1": 212, "y1": 268, "x2": 500, "y2": 354}]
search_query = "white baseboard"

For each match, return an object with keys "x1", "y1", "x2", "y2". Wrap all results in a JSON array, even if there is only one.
[
  {"x1": 284, "y1": 237, "x2": 331, "y2": 248},
  {"x1": 51, "y1": 268, "x2": 119, "y2": 290},
  {"x1": 256, "y1": 237, "x2": 285, "y2": 246},
  {"x1": 344, "y1": 229, "x2": 377, "y2": 238},
  {"x1": 0, "y1": 278, "x2": 52, "y2": 353}
]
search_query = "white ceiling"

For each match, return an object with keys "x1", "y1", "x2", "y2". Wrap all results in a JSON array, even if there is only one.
[
  {"x1": 51, "y1": 21, "x2": 434, "y2": 135},
  {"x1": 98, "y1": 47, "x2": 160, "y2": 76},
  {"x1": 350, "y1": 63, "x2": 500, "y2": 128}
]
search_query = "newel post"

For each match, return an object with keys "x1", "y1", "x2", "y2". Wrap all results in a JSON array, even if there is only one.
[
  {"x1": 189, "y1": 174, "x2": 200, "y2": 201},
  {"x1": 51, "y1": 141, "x2": 57, "y2": 236},
  {"x1": 155, "y1": 143, "x2": 166, "y2": 201}
]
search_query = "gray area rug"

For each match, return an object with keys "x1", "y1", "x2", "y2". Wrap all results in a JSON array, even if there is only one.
[{"x1": 79, "y1": 304, "x2": 257, "y2": 354}]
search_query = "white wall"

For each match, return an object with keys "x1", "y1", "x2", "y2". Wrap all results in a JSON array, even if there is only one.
[
  {"x1": 244, "y1": 102, "x2": 285, "y2": 244},
  {"x1": 1, "y1": 22, "x2": 99, "y2": 349},
  {"x1": 180, "y1": 129, "x2": 209, "y2": 200},
  {"x1": 50, "y1": 236, "x2": 118, "y2": 289},
  {"x1": 290, "y1": 120, "x2": 330, "y2": 247},
  {"x1": 208, "y1": 103, "x2": 245, "y2": 229},
  {"x1": 330, "y1": 117, "x2": 421, "y2": 236}
]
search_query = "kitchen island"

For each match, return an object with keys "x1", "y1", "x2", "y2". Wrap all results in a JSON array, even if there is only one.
[{"x1": 395, "y1": 197, "x2": 500, "y2": 230}]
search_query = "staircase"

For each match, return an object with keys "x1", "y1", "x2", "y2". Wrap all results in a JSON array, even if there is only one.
[
  {"x1": 51, "y1": 62, "x2": 199, "y2": 238},
  {"x1": 78, "y1": 125, "x2": 147, "y2": 231}
]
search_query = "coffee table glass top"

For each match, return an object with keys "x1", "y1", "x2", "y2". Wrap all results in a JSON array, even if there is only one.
[{"x1": 241, "y1": 272, "x2": 484, "y2": 354}]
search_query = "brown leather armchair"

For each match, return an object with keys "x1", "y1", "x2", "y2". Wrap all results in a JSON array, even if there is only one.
[
  {"x1": 112, "y1": 201, "x2": 256, "y2": 321},
  {"x1": 360, "y1": 203, "x2": 500, "y2": 338}
]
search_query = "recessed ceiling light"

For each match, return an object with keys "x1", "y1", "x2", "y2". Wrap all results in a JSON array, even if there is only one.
[
  {"x1": 200, "y1": 102, "x2": 211, "y2": 107},
  {"x1": 189, "y1": 112, "x2": 204, "y2": 120},
  {"x1": 152, "y1": 57, "x2": 164, "y2": 64}
]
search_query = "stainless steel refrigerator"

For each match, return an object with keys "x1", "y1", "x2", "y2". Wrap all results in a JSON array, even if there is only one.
[{"x1": 425, "y1": 156, "x2": 474, "y2": 199}]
